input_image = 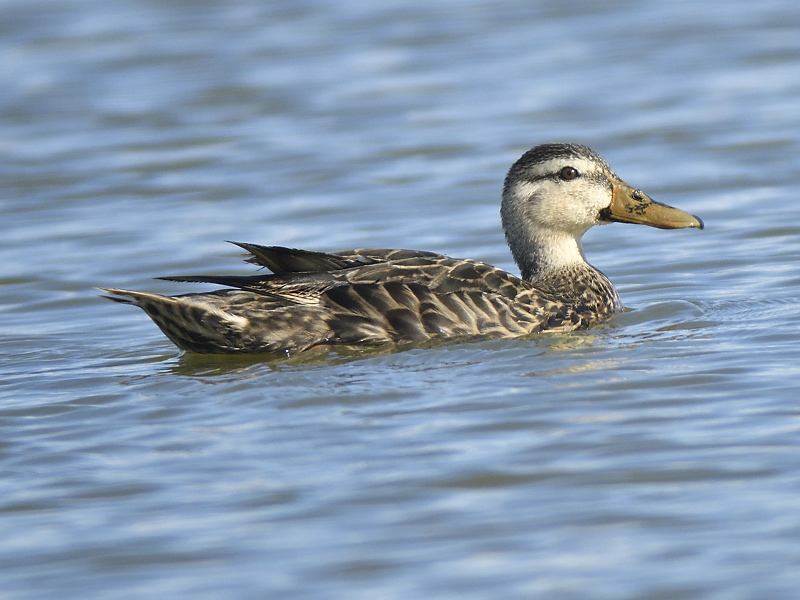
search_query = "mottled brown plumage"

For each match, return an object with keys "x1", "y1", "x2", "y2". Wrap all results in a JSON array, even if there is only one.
[{"x1": 102, "y1": 143, "x2": 703, "y2": 354}]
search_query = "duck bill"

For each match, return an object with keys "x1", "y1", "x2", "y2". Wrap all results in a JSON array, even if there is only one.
[{"x1": 602, "y1": 181, "x2": 704, "y2": 230}]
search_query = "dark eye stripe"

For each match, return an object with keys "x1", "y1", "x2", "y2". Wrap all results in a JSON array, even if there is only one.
[{"x1": 514, "y1": 165, "x2": 611, "y2": 186}]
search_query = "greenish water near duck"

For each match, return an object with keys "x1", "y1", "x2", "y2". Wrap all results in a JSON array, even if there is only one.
[{"x1": 3, "y1": 1, "x2": 800, "y2": 598}]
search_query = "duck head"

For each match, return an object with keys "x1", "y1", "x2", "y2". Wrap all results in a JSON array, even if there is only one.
[{"x1": 500, "y1": 143, "x2": 703, "y2": 280}]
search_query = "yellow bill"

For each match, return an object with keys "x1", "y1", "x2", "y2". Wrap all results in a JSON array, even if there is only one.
[{"x1": 602, "y1": 181, "x2": 704, "y2": 230}]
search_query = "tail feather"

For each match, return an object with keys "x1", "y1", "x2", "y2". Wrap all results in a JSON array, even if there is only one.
[
  {"x1": 99, "y1": 289, "x2": 137, "y2": 305},
  {"x1": 99, "y1": 287, "x2": 333, "y2": 353},
  {"x1": 229, "y1": 242, "x2": 370, "y2": 274},
  {"x1": 99, "y1": 287, "x2": 252, "y2": 352},
  {"x1": 156, "y1": 274, "x2": 272, "y2": 289}
]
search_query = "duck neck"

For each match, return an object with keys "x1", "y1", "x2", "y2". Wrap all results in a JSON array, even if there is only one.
[
  {"x1": 514, "y1": 231, "x2": 621, "y2": 315},
  {"x1": 515, "y1": 230, "x2": 587, "y2": 281}
]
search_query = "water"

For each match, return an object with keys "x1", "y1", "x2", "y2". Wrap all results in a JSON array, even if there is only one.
[{"x1": 2, "y1": 0, "x2": 800, "y2": 598}]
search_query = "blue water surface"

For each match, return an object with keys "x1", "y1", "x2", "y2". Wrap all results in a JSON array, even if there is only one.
[{"x1": 2, "y1": 1, "x2": 800, "y2": 598}]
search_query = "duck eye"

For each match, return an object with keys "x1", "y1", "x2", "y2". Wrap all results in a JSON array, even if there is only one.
[{"x1": 559, "y1": 166, "x2": 579, "y2": 181}]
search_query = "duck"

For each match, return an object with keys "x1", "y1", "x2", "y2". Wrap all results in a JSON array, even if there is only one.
[{"x1": 102, "y1": 143, "x2": 703, "y2": 354}]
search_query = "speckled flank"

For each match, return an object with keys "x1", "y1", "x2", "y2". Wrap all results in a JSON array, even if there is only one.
[{"x1": 101, "y1": 250, "x2": 597, "y2": 352}]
